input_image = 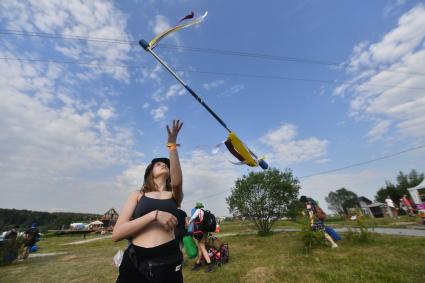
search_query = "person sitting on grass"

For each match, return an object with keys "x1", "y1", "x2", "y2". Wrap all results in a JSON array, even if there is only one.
[
  {"x1": 189, "y1": 202, "x2": 215, "y2": 272},
  {"x1": 300, "y1": 196, "x2": 338, "y2": 249}
]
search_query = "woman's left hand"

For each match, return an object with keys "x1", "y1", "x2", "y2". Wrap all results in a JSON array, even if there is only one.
[{"x1": 167, "y1": 120, "x2": 183, "y2": 144}]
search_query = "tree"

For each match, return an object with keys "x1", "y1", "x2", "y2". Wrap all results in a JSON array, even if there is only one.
[
  {"x1": 226, "y1": 168, "x2": 300, "y2": 235},
  {"x1": 325, "y1": 188, "x2": 358, "y2": 216},
  {"x1": 375, "y1": 170, "x2": 424, "y2": 205}
]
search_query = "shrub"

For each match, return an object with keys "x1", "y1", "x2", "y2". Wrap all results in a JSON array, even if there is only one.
[{"x1": 299, "y1": 216, "x2": 326, "y2": 253}]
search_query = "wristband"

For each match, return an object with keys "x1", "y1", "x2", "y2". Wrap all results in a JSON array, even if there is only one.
[{"x1": 167, "y1": 143, "x2": 180, "y2": 150}]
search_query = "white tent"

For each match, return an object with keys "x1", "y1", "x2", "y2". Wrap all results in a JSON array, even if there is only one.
[
  {"x1": 89, "y1": 220, "x2": 104, "y2": 226},
  {"x1": 408, "y1": 180, "x2": 425, "y2": 205},
  {"x1": 70, "y1": 223, "x2": 88, "y2": 230}
]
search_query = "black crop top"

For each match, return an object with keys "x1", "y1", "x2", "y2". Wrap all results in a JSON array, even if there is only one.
[{"x1": 132, "y1": 194, "x2": 178, "y2": 220}]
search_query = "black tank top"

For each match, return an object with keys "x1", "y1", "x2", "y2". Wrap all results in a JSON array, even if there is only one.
[{"x1": 132, "y1": 194, "x2": 178, "y2": 219}]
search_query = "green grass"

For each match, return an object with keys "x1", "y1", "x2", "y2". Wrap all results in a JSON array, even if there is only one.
[{"x1": 1, "y1": 221, "x2": 425, "y2": 282}]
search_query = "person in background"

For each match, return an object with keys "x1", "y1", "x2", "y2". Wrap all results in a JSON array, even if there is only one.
[
  {"x1": 189, "y1": 202, "x2": 215, "y2": 272},
  {"x1": 175, "y1": 207, "x2": 188, "y2": 253},
  {"x1": 385, "y1": 196, "x2": 398, "y2": 218},
  {"x1": 21, "y1": 223, "x2": 40, "y2": 259},
  {"x1": 4, "y1": 225, "x2": 19, "y2": 240},
  {"x1": 401, "y1": 194, "x2": 415, "y2": 216},
  {"x1": 300, "y1": 196, "x2": 338, "y2": 249}
]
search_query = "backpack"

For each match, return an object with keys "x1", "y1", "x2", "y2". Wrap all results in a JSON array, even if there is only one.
[
  {"x1": 201, "y1": 210, "x2": 217, "y2": 232},
  {"x1": 315, "y1": 205, "x2": 327, "y2": 221}
]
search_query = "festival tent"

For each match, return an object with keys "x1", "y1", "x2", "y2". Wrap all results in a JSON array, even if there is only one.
[
  {"x1": 70, "y1": 223, "x2": 88, "y2": 230},
  {"x1": 89, "y1": 220, "x2": 104, "y2": 229},
  {"x1": 408, "y1": 180, "x2": 425, "y2": 207}
]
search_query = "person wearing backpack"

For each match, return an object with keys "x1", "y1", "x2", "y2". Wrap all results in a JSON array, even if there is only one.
[
  {"x1": 189, "y1": 202, "x2": 215, "y2": 272},
  {"x1": 300, "y1": 196, "x2": 338, "y2": 248}
]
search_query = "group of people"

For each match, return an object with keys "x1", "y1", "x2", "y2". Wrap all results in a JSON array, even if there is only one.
[
  {"x1": 113, "y1": 120, "x2": 218, "y2": 283},
  {"x1": 3, "y1": 223, "x2": 40, "y2": 261},
  {"x1": 385, "y1": 195, "x2": 416, "y2": 218}
]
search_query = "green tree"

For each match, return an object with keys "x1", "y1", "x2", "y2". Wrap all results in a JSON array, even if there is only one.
[
  {"x1": 325, "y1": 188, "x2": 358, "y2": 216},
  {"x1": 375, "y1": 170, "x2": 424, "y2": 205},
  {"x1": 226, "y1": 168, "x2": 300, "y2": 235}
]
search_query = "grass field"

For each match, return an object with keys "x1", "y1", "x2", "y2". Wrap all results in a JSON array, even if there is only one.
[{"x1": 1, "y1": 219, "x2": 425, "y2": 282}]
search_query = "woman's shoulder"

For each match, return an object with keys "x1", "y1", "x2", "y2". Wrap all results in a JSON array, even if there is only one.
[{"x1": 129, "y1": 190, "x2": 144, "y2": 201}]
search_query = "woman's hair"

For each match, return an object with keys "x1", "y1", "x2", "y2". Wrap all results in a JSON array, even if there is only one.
[{"x1": 141, "y1": 163, "x2": 172, "y2": 193}]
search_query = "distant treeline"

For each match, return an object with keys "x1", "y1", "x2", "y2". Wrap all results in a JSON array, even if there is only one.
[{"x1": 0, "y1": 208, "x2": 101, "y2": 232}]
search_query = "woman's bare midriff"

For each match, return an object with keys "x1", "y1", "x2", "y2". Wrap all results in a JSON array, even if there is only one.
[
  {"x1": 132, "y1": 222, "x2": 175, "y2": 248},
  {"x1": 131, "y1": 191, "x2": 175, "y2": 248}
]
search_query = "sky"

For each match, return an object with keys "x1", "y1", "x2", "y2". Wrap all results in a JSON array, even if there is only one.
[{"x1": 0, "y1": 0, "x2": 424, "y2": 217}]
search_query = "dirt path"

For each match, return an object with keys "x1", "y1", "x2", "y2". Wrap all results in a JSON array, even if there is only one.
[
  {"x1": 61, "y1": 235, "x2": 112, "y2": 245},
  {"x1": 219, "y1": 227, "x2": 425, "y2": 237}
]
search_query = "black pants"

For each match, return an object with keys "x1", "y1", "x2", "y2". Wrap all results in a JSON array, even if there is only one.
[{"x1": 116, "y1": 240, "x2": 183, "y2": 283}]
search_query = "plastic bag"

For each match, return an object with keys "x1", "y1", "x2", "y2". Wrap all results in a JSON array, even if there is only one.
[{"x1": 113, "y1": 250, "x2": 124, "y2": 267}]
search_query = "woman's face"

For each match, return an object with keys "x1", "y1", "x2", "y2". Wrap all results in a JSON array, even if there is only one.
[{"x1": 152, "y1": 161, "x2": 169, "y2": 178}]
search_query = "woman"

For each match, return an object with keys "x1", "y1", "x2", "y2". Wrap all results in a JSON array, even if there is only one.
[
  {"x1": 300, "y1": 196, "x2": 338, "y2": 249},
  {"x1": 113, "y1": 120, "x2": 184, "y2": 283},
  {"x1": 189, "y1": 202, "x2": 215, "y2": 272}
]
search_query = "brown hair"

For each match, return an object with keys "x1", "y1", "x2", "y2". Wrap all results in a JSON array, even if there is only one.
[{"x1": 140, "y1": 163, "x2": 172, "y2": 194}]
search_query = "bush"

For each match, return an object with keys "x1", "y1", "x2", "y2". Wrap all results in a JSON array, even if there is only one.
[
  {"x1": 0, "y1": 237, "x2": 24, "y2": 265},
  {"x1": 345, "y1": 218, "x2": 373, "y2": 244},
  {"x1": 299, "y1": 216, "x2": 326, "y2": 253}
]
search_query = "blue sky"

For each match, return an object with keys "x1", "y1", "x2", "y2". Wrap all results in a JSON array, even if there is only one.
[{"x1": 0, "y1": 0, "x2": 424, "y2": 216}]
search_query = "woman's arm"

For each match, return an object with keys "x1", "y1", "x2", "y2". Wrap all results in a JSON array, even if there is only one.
[
  {"x1": 112, "y1": 192, "x2": 156, "y2": 242},
  {"x1": 167, "y1": 120, "x2": 183, "y2": 205},
  {"x1": 189, "y1": 209, "x2": 201, "y2": 223}
]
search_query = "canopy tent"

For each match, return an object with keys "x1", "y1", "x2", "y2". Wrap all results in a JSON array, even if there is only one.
[
  {"x1": 89, "y1": 220, "x2": 104, "y2": 226},
  {"x1": 408, "y1": 180, "x2": 425, "y2": 205}
]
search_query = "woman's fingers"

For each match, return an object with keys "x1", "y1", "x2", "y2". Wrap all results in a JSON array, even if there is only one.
[{"x1": 158, "y1": 212, "x2": 177, "y2": 231}]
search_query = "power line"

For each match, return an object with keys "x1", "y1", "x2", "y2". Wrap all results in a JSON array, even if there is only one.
[
  {"x1": 0, "y1": 29, "x2": 134, "y2": 45},
  {"x1": 184, "y1": 143, "x2": 425, "y2": 201},
  {"x1": 1, "y1": 29, "x2": 424, "y2": 77},
  {"x1": 299, "y1": 143, "x2": 425, "y2": 179},
  {"x1": 1, "y1": 56, "x2": 424, "y2": 91}
]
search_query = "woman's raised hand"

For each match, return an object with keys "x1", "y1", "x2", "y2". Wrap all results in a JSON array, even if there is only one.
[
  {"x1": 167, "y1": 120, "x2": 183, "y2": 144},
  {"x1": 155, "y1": 210, "x2": 178, "y2": 231}
]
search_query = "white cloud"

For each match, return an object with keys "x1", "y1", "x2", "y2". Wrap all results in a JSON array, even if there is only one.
[
  {"x1": 97, "y1": 107, "x2": 115, "y2": 120},
  {"x1": 337, "y1": 4, "x2": 425, "y2": 141},
  {"x1": 203, "y1": 80, "x2": 225, "y2": 91},
  {"x1": 0, "y1": 0, "x2": 133, "y2": 82},
  {"x1": 261, "y1": 124, "x2": 329, "y2": 165},
  {"x1": 180, "y1": 151, "x2": 241, "y2": 215},
  {"x1": 366, "y1": 120, "x2": 391, "y2": 142},
  {"x1": 152, "y1": 84, "x2": 185, "y2": 102},
  {"x1": 0, "y1": 50, "x2": 143, "y2": 213},
  {"x1": 150, "y1": 105, "x2": 168, "y2": 121},
  {"x1": 116, "y1": 164, "x2": 147, "y2": 192},
  {"x1": 384, "y1": 0, "x2": 407, "y2": 18}
]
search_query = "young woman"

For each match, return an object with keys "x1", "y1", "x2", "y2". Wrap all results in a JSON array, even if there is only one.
[
  {"x1": 300, "y1": 196, "x2": 338, "y2": 248},
  {"x1": 113, "y1": 120, "x2": 184, "y2": 283}
]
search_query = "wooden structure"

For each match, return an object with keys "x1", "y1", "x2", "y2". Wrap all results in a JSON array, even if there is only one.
[{"x1": 100, "y1": 208, "x2": 119, "y2": 230}]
